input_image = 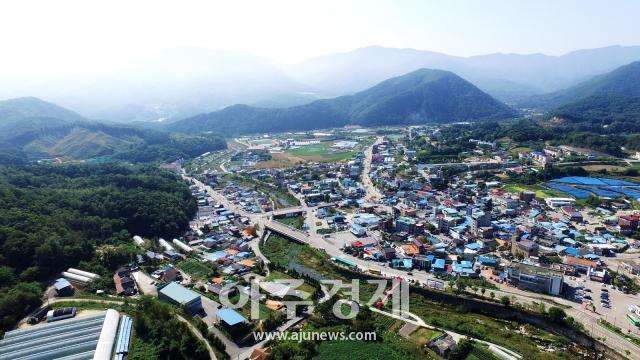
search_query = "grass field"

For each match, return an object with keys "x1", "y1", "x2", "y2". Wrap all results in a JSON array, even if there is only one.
[
  {"x1": 465, "y1": 344, "x2": 501, "y2": 360},
  {"x1": 176, "y1": 259, "x2": 211, "y2": 279},
  {"x1": 409, "y1": 328, "x2": 444, "y2": 346},
  {"x1": 503, "y1": 184, "x2": 565, "y2": 199},
  {"x1": 275, "y1": 215, "x2": 305, "y2": 229},
  {"x1": 286, "y1": 142, "x2": 357, "y2": 162}
]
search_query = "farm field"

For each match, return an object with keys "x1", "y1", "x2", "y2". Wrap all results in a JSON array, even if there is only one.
[
  {"x1": 176, "y1": 259, "x2": 211, "y2": 279},
  {"x1": 286, "y1": 142, "x2": 358, "y2": 162},
  {"x1": 502, "y1": 184, "x2": 566, "y2": 199}
]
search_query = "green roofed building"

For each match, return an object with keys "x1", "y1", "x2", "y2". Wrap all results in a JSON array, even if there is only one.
[{"x1": 158, "y1": 282, "x2": 202, "y2": 314}]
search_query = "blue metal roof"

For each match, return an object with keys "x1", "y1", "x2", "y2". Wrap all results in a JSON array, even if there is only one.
[
  {"x1": 216, "y1": 308, "x2": 247, "y2": 326},
  {"x1": 433, "y1": 258, "x2": 445, "y2": 269}
]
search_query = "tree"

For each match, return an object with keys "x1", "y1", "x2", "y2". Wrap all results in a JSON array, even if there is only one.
[
  {"x1": 449, "y1": 338, "x2": 475, "y2": 360},
  {"x1": 353, "y1": 305, "x2": 375, "y2": 334},
  {"x1": 548, "y1": 306, "x2": 567, "y2": 323},
  {"x1": 500, "y1": 296, "x2": 511, "y2": 306},
  {"x1": 539, "y1": 303, "x2": 546, "y2": 316},
  {"x1": 490, "y1": 292, "x2": 495, "y2": 300},
  {"x1": 480, "y1": 288, "x2": 486, "y2": 296}
]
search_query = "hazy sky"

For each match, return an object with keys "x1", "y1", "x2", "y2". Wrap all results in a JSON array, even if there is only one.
[{"x1": 1, "y1": 0, "x2": 639, "y2": 86}]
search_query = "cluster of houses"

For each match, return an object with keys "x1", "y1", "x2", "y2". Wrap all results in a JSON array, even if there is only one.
[
  {"x1": 327, "y1": 135, "x2": 640, "y2": 299},
  {"x1": 221, "y1": 184, "x2": 272, "y2": 213}
]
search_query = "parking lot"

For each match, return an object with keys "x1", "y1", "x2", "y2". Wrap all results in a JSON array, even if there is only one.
[{"x1": 564, "y1": 275, "x2": 640, "y2": 335}]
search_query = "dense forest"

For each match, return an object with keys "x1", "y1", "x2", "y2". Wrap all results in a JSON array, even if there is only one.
[
  {"x1": 0, "y1": 163, "x2": 196, "y2": 333},
  {"x1": 128, "y1": 297, "x2": 209, "y2": 360},
  {"x1": 431, "y1": 120, "x2": 640, "y2": 157},
  {"x1": 0, "y1": 122, "x2": 226, "y2": 164}
]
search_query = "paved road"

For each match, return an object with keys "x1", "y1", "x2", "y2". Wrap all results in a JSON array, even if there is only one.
[
  {"x1": 176, "y1": 314, "x2": 218, "y2": 360},
  {"x1": 362, "y1": 136, "x2": 385, "y2": 202}
]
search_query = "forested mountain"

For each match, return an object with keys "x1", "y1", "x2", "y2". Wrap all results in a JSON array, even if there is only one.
[
  {"x1": 0, "y1": 163, "x2": 196, "y2": 333},
  {"x1": 523, "y1": 61, "x2": 640, "y2": 110},
  {"x1": 0, "y1": 120, "x2": 226, "y2": 164},
  {"x1": 537, "y1": 61, "x2": 640, "y2": 132},
  {"x1": 288, "y1": 45, "x2": 640, "y2": 101},
  {"x1": 0, "y1": 97, "x2": 86, "y2": 139},
  {"x1": 0, "y1": 97, "x2": 227, "y2": 163},
  {"x1": 167, "y1": 68, "x2": 516, "y2": 135}
]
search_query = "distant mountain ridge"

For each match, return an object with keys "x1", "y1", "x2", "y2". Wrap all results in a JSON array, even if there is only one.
[
  {"x1": 288, "y1": 45, "x2": 640, "y2": 101},
  {"x1": 4, "y1": 45, "x2": 640, "y2": 122},
  {"x1": 0, "y1": 97, "x2": 86, "y2": 139},
  {"x1": 166, "y1": 68, "x2": 516, "y2": 135}
]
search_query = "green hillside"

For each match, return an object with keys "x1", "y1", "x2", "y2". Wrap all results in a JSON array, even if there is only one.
[
  {"x1": 2, "y1": 122, "x2": 226, "y2": 163},
  {"x1": 167, "y1": 68, "x2": 516, "y2": 135},
  {"x1": 0, "y1": 97, "x2": 86, "y2": 139},
  {"x1": 523, "y1": 61, "x2": 640, "y2": 110}
]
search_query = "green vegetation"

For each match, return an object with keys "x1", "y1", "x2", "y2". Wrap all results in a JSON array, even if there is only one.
[
  {"x1": 0, "y1": 163, "x2": 196, "y2": 333},
  {"x1": 263, "y1": 234, "x2": 338, "y2": 279},
  {"x1": 1, "y1": 122, "x2": 226, "y2": 164},
  {"x1": 503, "y1": 184, "x2": 565, "y2": 199},
  {"x1": 287, "y1": 143, "x2": 356, "y2": 161},
  {"x1": 408, "y1": 328, "x2": 444, "y2": 345},
  {"x1": 128, "y1": 296, "x2": 209, "y2": 360},
  {"x1": 263, "y1": 232, "x2": 594, "y2": 360},
  {"x1": 167, "y1": 69, "x2": 514, "y2": 135},
  {"x1": 276, "y1": 215, "x2": 305, "y2": 229},
  {"x1": 409, "y1": 295, "x2": 583, "y2": 359},
  {"x1": 265, "y1": 270, "x2": 317, "y2": 297},
  {"x1": 176, "y1": 259, "x2": 212, "y2": 280},
  {"x1": 598, "y1": 319, "x2": 640, "y2": 347}
]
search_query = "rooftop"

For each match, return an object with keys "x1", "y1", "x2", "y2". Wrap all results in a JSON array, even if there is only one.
[
  {"x1": 158, "y1": 282, "x2": 200, "y2": 304},
  {"x1": 216, "y1": 308, "x2": 247, "y2": 326}
]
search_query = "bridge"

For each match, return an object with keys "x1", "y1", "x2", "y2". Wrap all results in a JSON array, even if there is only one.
[
  {"x1": 263, "y1": 221, "x2": 308, "y2": 244},
  {"x1": 271, "y1": 206, "x2": 305, "y2": 218}
]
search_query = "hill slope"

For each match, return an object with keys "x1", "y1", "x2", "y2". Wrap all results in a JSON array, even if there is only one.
[
  {"x1": 1, "y1": 122, "x2": 226, "y2": 162},
  {"x1": 167, "y1": 69, "x2": 515, "y2": 135},
  {"x1": 524, "y1": 61, "x2": 640, "y2": 110},
  {"x1": 541, "y1": 61, "x2": 640, "y2": 132},
  {"x1": 0, "y1": 97, "x2": 86, "y2": 139}
]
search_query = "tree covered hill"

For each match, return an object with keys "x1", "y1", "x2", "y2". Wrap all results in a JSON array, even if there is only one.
[
  {"x1": 535, "y1": 61, "x2": 640, "y2": 132},
  {"x1": 0, "y1": 97, "x2": 86, "y2": 140},
  {"x1": 0, "y1": 97, "x2": 227, "y2": 164},
  {"x1": 0, "y1": 121, "x2": 226, "y2": 164},
  {"x1": 0, "y1": 163, "x2": 197, "y2": 333},
  {"x1": 522, "y1": 60, "x2": 640, "y2": 110},
  {"x1": 166, "y1": 68, "x2": 516, "y2": 136}
]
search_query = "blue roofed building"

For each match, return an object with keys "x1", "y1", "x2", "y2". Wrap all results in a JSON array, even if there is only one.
[
  {"x1": 158, "y1": 282, "x2": 202, "y2": 314},
  {"x1": 433, "y1": 258, "x2": 446, "y2": 272},
  {"x1": 216, "y1": 308, "x2": 247, "y2": 329}
]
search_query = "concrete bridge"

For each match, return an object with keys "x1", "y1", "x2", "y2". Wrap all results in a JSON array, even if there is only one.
[{"x1": 263, "y1": 221, "x2": 308, "y2": 244}]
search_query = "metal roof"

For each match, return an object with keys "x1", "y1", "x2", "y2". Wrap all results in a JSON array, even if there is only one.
[
  {"x1": 216, "y1": 308, "x2": 247, "y2": 326},
  {"x1": 159, "y1": 282, "x2": 201, "y2": 304},
  {"x1": 0, "y1": 309, "x2": 119, "y2": 360}
]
